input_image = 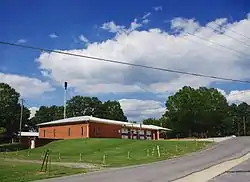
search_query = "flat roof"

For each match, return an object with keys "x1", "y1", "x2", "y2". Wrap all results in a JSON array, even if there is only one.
[{"x1": 37, "y1": 116, "x2": 170, "y2": 131}]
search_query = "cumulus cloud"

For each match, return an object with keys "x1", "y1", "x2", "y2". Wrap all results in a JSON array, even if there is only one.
[
  {"x1": 218, "y1": 89, "x2": 250, "y2": 105},
  {"x1": 78, "y1": 34, "x2": 89, "y2": 44},
  {"x1": 29, "y1": 107, "x2": 39, "y2": 119},
  {"x1": 17, "y1": 39, "x2": 27, "y2": 43},
  {"x1": 171, "y1": 17, "x2": 200, "y2": 33},
  {"x1": 0, "y1": 73, "x2": 54, "y2": 98},
  {"x1": 37, "y1": 15, "x2": 250, "y2": 96},
  {"x1": 101, "y1": 19, "x2": 142, "y2": 34},
  {"x1": 49, "y1": 33, "x2": 58, "y2": 38},
  {"x1": 119, "y1": 99, "x2": 165, "y2": 121},
  {"x1": 101, "y1": 21, "x2": 126, "y2": 33}
]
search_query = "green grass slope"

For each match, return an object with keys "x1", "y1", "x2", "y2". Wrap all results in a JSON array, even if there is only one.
[
  {"x1": 4, "y1": 138, "x2": 210, "y2": 167},
  {"x1": 0, "y1": 160, "x2": 87, "y2": 182}
]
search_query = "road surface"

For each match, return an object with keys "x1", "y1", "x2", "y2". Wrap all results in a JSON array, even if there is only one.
[
  {"x1": 37, "y1": 137, "x2": 250, "y2": 182},
  {"x1": 209, "y1": 158, "x2": 250, "y2": 182}
]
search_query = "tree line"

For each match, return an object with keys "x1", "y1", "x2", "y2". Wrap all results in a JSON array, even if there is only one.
[
  {"x1": 0, "y1": 83, "x2": 127, "y2": 137},
  {"x1": 1, "y1": 82, "x2": 250, "y2": 139},
  {"x1": 143, "y1": 86, "x2": 250, "y2": 138},
  {"x1": 30, "y1": 96, "x2": 128, "y2": 127}
]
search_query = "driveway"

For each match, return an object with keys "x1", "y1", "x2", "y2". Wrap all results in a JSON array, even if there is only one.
[{"x1": 37, "y1": 137, "x2": 250, "y2": 182}]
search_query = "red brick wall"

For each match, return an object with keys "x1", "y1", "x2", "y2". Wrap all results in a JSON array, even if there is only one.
[
  {"x1": 89, "y1": 122, "x2": 122, "y2": 138},
  {"x1": 39, "y1": 123, "x2": 89, "y2": 139}
]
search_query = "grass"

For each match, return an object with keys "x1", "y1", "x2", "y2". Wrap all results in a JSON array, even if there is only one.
[
  {"x1": 2, "y1": 138, "x2": 211, "y2": 167},
  {"x1": 0, "y1": 143, "x2": 28, "y2": 151},
  {"x1": 0, "y1": 159, "x2": 87, "y2": 182}
]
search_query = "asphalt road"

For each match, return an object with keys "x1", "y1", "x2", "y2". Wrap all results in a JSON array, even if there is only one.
[
  {"x1": 209, "y1": 158, "x2": 250, "y2": 182},
  {"x1": 38, "y1": 137, "x2": 250, "y2": 182}
]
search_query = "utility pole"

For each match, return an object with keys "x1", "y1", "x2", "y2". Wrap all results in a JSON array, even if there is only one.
[
  {"x1": 63, "y1": 82, "x2": 68, "y2": 119},
  {"x1": 237, "y1": 120, "x2": 240, "y2": 136},
  {"x1": 19, "y1": 98, "x2": 23, "y2": 143},
  {"x1": 243, "y1": 116, "x2": 246, "y2": 136}
]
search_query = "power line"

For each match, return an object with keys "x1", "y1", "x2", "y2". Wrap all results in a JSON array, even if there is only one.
[
  {"x1": 23, "y1": 99, "x2": 33, "y2": 108},
  {"x1": 213, "y1": 21, "x2": 250, "y2": 41},
  {"x1": 1, "y1": 40, "x2": 250, "y2": 84},
  {"x1": 205, "y1": 24, "x2": 250, "y2": 48},
  {"x1": 184, "y1": 31, "x2": 249, "y2": 58}
]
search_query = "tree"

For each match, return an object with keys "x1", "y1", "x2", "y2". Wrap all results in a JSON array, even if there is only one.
[
  {"x1": 164, "y1": 86, "x2": 229, "y2": 138},
  {"x1": 30, "y1": 105, "x2": 64, "y2": 126},
  {"x1": 143, "y1": 118, "x2": 161, "y2": 126},
  {"x1": 235, "y1": 102, "x2": 250, "y2": 136},
  {"x1": 143, "y1": 117, "x2": 169, "y2": 138},
  {"x1": 102, "y1": 100, "x2": 127, "y2": 121},
  {"x1": 67, "y1": 96, "x2": 104, "y2": 117},
  {"x1": 0, "y1": 83, "x2": 30, "y2": 135}
]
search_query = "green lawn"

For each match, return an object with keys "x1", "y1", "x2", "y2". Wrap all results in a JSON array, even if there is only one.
[
  {"x1": 2, "y1": 138, "x2": 210, "y2": 167},
  {"x1": 0, "y1": 159, "x2": 87, "y2": 182}
]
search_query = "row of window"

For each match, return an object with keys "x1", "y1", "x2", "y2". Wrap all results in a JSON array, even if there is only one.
[
  {"x1": 42, "y1": 127, "x2": 120, "y2": 137},
  {"x1": 42, "y1": 126, "x2": 86, "y2": 137}
]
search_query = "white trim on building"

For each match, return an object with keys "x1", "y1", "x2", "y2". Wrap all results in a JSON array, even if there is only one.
[
  {"x1": 37, "y1": 116, "x2": 171, "y2": 131},
  {"x1": 19, "y1": 132, "x2": 39, "y2": 137}
]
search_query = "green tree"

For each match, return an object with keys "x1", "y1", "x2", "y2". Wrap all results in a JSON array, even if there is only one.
[
  {"x1": 67, "y1": 96, "x2": 104, "y2": 117},
  {"x1": 30, "y1": 105, "x2": 64, "y2": 126},
  {"x1": 165, "y1": 86, "x2": 229, "y2": 138},
  {"x1": 236, "y1": 102, "x2": 250, "y2": 136},
  {"x1": 102, "y1": 100, "x2": 127, "y2": 121},
  {"x1": 0, "y1": 83, "x2": 30, "y2": 135},
  {"x1": 143, "y1": 118, "x2": 161, "y2": 126}
]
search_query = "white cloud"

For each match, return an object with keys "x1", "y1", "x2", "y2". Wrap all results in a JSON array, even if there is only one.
[
  {"x1": 119, "y1": 99, "x2": 165, "y2": 121},
  {"x1": 101, "y1": 21, "x2": 126, "y2": 33},
  {"x1": 219, "y1": 89, "x2": 250, "y2": 105},
  {"x1": 49, "y1": 33, "x2": 58, "y2": 38},
  {"x1": 101, "y1": 19, "x2": 142, "y2": 34},
  {"x1": 142, "y1": 12, "x2": 151, "y2": 19},
  {"x1": 79, "y1": 35, "x2": 89, "y2": 44},
  {"x1": 171, "y1": 17, "x2": 200, "y2": 33},
  {"x1": 142, "y1": 19, "x2": 150, "y2": 24},
  {"x1": 29, "y1": 107, "x2": 39, "y2": 119},
  {"x1": 0, "y1": 73, "x2": 54, "y2": 98},
  {"x1": 129, "y1": 19, "x2": 142, "y2": 31},
  {"x1": 37, "y1": 15, "x2": 250, "y2": 96},
  {"x1": 17, "y1": 39, "x2": 27, "y2": 43},
  {"x1": 153, "y1": 6, "x2": 162, "y2": 12}
]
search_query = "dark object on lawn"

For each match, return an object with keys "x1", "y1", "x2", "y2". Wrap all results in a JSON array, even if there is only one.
[{"x1": 40, "y1": 149, "x2": 52, "y2": 173}]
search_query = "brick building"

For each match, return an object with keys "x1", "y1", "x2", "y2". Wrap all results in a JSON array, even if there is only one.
[{"x1": 37, "y1": 116, "x2": 170, "y2": 140}]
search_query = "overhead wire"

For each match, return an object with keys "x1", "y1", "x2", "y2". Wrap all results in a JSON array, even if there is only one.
[
  {"x1": 205, "y1": 24, "x2": 250, "y2": 48},
  {"x1": 1, "y1": 40, "x2": 250, "y2": 84},
  {"x1": 213, "y1": 21, "x2": 250, "y2": 41},
  {"x1": 183, "y1": 31, "x2": 249, "y2": 58}
]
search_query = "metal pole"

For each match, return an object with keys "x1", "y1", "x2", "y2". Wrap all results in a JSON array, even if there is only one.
[
  {"x1": 19, "y1": 98, "x2": 23, "y2": 143},
  {"x1": 63, "y1": 82, "x2": 67, "y2": 119}
]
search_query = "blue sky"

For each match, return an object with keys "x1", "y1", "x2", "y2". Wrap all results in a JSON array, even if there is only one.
[{"x1": 1, "y1": 0, "x2": 250, "y2": 120}]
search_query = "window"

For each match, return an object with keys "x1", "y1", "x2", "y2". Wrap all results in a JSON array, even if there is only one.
[
  {"x1": 81, "y1": 127, "x2": 84, "y2": 136},
  {"x1": 53, "y1": 129, "x2": 56, "y2": 137},
  {"x1": 68, "y1": 128, "x2": 71, "y2": 136},
  {"x1": 43, "y1": 130, "x2": 45, "y2": 137}
]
